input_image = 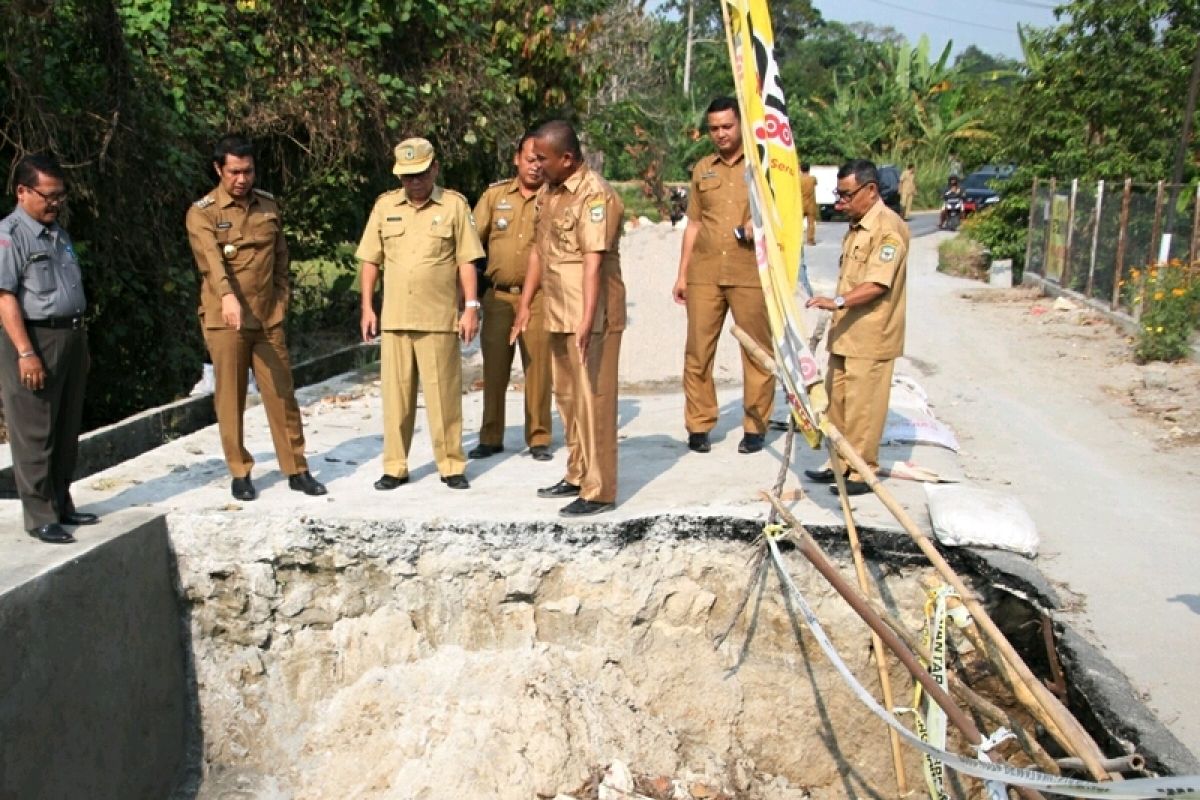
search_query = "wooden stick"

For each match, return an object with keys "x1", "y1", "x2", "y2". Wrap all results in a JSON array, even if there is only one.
[
  {"x1": 729, "y1": 325, "x2": 1114, "y2": 781},
  {"x1": 828, "y1": 444, "x2": 909, "y2": 795},
  {"x1": 762, "y1": 493, "x2": 1048, "y2": 800}
]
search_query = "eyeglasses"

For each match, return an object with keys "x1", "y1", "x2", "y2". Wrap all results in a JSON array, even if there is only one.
[
  {"x1": 834, "y1": 183, "x2": 875, "y2": 202},
  {"x1": 26, "y1": 186, "x2": 68, "y2": 205}
]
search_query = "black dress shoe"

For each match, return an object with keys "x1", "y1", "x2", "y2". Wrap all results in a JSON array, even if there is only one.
[
  {"x1": 687, "y1": 432, "x2": 711, "y2": 453},
  {"x1": 60, "y1": 511, "x2": 99, "y2": 526},
  {"x1": 468, "y1": 443, "x2": 504, "y2": 459},
  {"x1": 803, "y1": 468, "x2": 837, "y2": 483},
  {"x1": 738, "y1": 433, "x2": 765, "y2": 454},
  {"x1": 374, "y1": 474, "x2": 409, "y2": 491},
  {"x1": 231, "y1": 476, "x2": 257, "y2": 501},
  {"x1": 559, "y1": 497, "x2": 616, "y2": 517},
  {"x1": 28, "y1": 523, "x2": 75, "y2": 544},
  {"x1": 288, "y1": 471, "x2": 328, "y2": 496},
  {"x1": 537, "y1": 479, "x2": 580, "y2": 498},
  {"x1": 441, "y1": 474, "x2": 470, "y2": 490},
  {"x1": 831, "y1": 479, "x2": 872, "y2": 496},
  {"x1": 529, "y1": 445, "x2": 552, "y2": 461}
]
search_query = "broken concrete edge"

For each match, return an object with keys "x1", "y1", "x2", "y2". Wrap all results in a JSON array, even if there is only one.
[
  {"x1": 1022, "y1": 272, "x2": 1200, "y2": 364},
  {"x1": 0, "y1": 341, "x2": 381, "y2": 495}
]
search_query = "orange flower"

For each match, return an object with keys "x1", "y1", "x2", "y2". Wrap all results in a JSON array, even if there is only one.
[
  {"x1": 1154, "y1": 291, "x2": 1165, "y2": 300},
  {"x1": 1172, "y1": 288, "x2": 1186, "y2": 297}
]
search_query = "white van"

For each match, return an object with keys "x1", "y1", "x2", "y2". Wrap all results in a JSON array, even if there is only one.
[{"x1": 810, "y1": 165, "x2": 839, "y2": 220}]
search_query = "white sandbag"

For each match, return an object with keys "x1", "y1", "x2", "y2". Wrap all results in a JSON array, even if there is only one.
[
  {"x1": 882, "y1": 375, "x2": 961, "y2": 451},
  {"x1": 925, "y1": 483, "x2": 1039, "y2": 558}
]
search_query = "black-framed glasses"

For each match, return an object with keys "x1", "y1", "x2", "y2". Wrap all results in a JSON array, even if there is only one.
[
  {"x1": 26, "y1": 186, "x2": 68, "y2": 205},
  {"x1": 834, "y1": 182, "x2": 875, "y2": 202}
]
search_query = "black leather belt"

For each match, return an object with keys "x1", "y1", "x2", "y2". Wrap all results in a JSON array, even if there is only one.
[
  {"x1": 25, "y1": 315, "x2": 85, "y2": 330},
  {"x1": 494, "y1": 284, "x2": 522, "y2": 295}
]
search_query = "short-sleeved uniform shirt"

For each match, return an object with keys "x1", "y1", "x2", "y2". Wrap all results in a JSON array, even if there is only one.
[
  {"x1": 473, "y1": 178, "x2": 536, "y2": 287},
  {"x1": 534, "y1": 164, "x2": 626, "y2": 334},
  {"x1": 0, "y1": 207, "x2": 87, "y2": 319},
  {"x1": 186, "y1": 185, "x2": 288, "y2": 330},
  {"x1": 355, "y1": 185, "x2": 485, "y2": 332},
  {"x1": 830, "y1": 201, "x2": 909, "y2": 360},
  {"x1": 800, "y1": 173, "x2": 818, "y2": 204},
  {"x1": 684, "y1": 153, "x2": 757, "y2": 287}
]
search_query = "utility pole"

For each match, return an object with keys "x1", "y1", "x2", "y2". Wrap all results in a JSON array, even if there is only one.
[{"x1": 683, "y1": 0, "x2": 695, "y2": 96}]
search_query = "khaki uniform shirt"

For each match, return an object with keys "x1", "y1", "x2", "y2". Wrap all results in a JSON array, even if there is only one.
[
  {"x1": 800, "y1": 173, "x2": 818, "y2": 211},
  {"x1": 830, "y1": 201, "x2": 908, "y2": 360},
  {"x1": 535, "y1": 164, "x2": 626, "y2": 334},
  {"x1": 0, "y1": 208, "x2": 87, "y2": 319},
  {"x1": 899, "y1": 169, "x2": 916, "y2": 197},
  {"x1": 473, "y1": 179, "x2": 536, "y2": 288},
  {"x1": 684, "y1": 154, "x2": 756, "y2": 287},
  {"x1": 186, "y1": 185, "x2": 287, "y2": 330},
  {"x1": 355, "y1": 186, "x2": 485, "y2": 332}
]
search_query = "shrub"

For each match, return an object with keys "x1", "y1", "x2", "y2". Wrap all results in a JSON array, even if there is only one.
[
  {"x1": 937, "y1": 235, "x2": 990, "y2": 279},
  {"x1": 1122, "y1": 260, "x2": 1200, "y2": 362}
]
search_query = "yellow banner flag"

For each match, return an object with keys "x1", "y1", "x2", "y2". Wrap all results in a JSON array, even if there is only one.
[{"x1": 722, "y1": 0, "x2": 826, "y2": 448}]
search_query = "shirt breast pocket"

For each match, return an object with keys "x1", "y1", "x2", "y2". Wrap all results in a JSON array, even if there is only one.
[
  {"x1": 23, "y1": 255, "x2": 57, "y2": 294},
  {"x1": 698, "y1": 177, "x2": 722, "y2": 193},
  {"x1": 553, "y1": 216, "x2": 576, "y2": 249}
]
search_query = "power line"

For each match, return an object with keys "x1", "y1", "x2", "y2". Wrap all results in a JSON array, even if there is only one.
[
  {"x1": 850, "y1": 0, "x2": 1026, "y2": 33},
  {"x1": 988, "y1": 0, "x2": 1059, "y2": 10}
]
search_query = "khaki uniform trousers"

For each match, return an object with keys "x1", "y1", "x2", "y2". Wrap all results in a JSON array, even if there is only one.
[
  {"x1": 684, "y1": 283, "x2": 775, "y2": 435},
  {"x1": 204, "y1": 324, "x2": 307, "y2": 479},
  {"x1": 478, "y1": 287, "x2": 552, "y2": 448},
  {"x1": 0, "y1": 326, "x2": 89, "y2": 530},
  {"x1": 901, "y1": 192, "x2": 914, "y2": 220},
  {"x1": 381, "y1": 330, "x2": 465, "y2": 477},
  {"x1": 825, "y1": 353, "x2": 895, "y2": 480},
  {"x1": 803, "y1": 202, "x2": 818, "y2": 245},
  {"x1": 552, "y1": 330, "x2": 621, "y2": 503}
]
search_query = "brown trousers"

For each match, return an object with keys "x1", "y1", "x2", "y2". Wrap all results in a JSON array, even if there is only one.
[
  {"x1": 381, "y1": 330, "x2": 465, "y2": 478},
  {"x1": 901, "y1": 191, "x2": 914, "y2": 220},
  {"x1": 204, "y1": 324, "x2": 307, "y2": 479},
  {"x1": 825, "y1": 353, "x2": 895, "y2": 480},
  {"x1": 0, "y1": 326, "x2": 88, "y2": 530},
  {"x1": 684, "y1": 283, "x2": 775, "y2": 436},
  {"x1": 552, "y1": 330, "x2": 621, "y2": 503},
  {"x1": 478, "y1": 287, "x2": 552, "y2": 448}
]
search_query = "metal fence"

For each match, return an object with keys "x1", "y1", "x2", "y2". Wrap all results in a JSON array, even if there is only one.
[{"x1": 1024, "y1": 178, "x2": 1200, "y2": 315}]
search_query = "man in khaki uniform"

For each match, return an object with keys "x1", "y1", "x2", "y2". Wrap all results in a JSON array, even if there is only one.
[
  {"x1": 673, "y1": 96, "x2": 774, "y2": 456},
  {"x1": 805, "y1": 159, "x2": 908, "y2": 496},
  {"x1": 357, "y1": 137, "x2": 484, "y2": 490},
  {"x1": 899, "y1": 164, "x2": 917, "y2": 220},
  {"x1": 510, "y1": 120, "x2": 625, "y2": 517},
  {"x1": 186, "y1": 135, "x2": 326, "y2": 502},
  {"x1": 468, "y1": 133, "x2": 553, "y2": 462},
  {"x1": 800, "y1": 162, "x2": 818, "y2": 245}
]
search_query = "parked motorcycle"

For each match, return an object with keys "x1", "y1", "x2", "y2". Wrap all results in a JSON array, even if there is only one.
[{"x1": 668, "y1": 186, "x2": 689, "y2": 225}]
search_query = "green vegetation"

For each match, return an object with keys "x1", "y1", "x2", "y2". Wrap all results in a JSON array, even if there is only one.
[
  {"x1": 2, "y1": 0, "x2": 1197, "y2": 427},
  {"x1": 936, "y1": 235, "x2": 990, "y2": 280},
  {"x1": 1124, "y1": 261, "x2": 1200, "y2": 363}
]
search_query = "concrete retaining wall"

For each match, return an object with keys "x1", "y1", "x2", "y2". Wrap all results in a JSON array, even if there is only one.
[{"x1": 0, "y1": 514, "x2": 189, "y2": 800}]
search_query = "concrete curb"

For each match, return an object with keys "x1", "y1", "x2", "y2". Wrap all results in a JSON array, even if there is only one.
[{"x1": 0, "y1": 341, "x2": 380, "y2": 496}]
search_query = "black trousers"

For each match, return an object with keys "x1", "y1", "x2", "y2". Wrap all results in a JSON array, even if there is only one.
[{"x1": 0, "y1": 326, "x2": 89, "y2": 530}]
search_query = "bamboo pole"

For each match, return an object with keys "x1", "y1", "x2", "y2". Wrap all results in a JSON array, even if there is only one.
[
  {"x1": 729, "y1": 325, "x2": 1115, "y2": 782},
  {"x1": 864, "y1": 594, "x2": 1063, "y2": 776},
  {"x1": 1112, "y1": 178, "x2": 1132, "y2": 312},
  {"x1": 1024, "y1": 177, "x2": 1039, "y2": 276},
  {"x1": 1086, "y1": 179, "x2": 1104, "y2": 298},
  {"x1": 763, "y1": 494, "x2": 1048, "y2": 800},
  {"x1": 828, "y1": 445, "x2": 908, "y2": 795}
]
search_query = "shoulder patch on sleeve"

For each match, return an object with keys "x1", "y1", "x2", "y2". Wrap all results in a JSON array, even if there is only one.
[
  {"x1": 0, "y1": 237, "x2": 10, "y2": 248},
  {"x1": 193, "y1": 195, "x2": 215, "y2": 209},
  {"x1": 253, "y1": 188, "x2": 275, "y2": 200},
  {"x1": 588, "y1": 197, "x2": 606, "y2": 223}
]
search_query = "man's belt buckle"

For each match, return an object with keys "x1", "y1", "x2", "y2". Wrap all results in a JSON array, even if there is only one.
[{"x1": 500, "y1": 284, "x2": 522, "y2": 295}]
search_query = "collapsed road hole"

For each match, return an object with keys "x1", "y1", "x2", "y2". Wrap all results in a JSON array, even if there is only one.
[{"x1": 162, "y1": 513, "x2": 1158, "y2": 799}]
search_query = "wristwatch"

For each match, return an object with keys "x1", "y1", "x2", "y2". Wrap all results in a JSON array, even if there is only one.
[
  {"x1": 464, "y1": 300, "x2": 481, "y2": 309},
  {"x1": 834, "y1": 295, "x2": 846, "y2": 309}
]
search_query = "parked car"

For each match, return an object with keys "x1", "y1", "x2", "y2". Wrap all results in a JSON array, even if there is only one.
[
  {"x1": 962, "y1": 164, "x2": 1016, "y2": 212},
  {"x1": 814, "y1": 163, "x2": 903, "y2": 219}
]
